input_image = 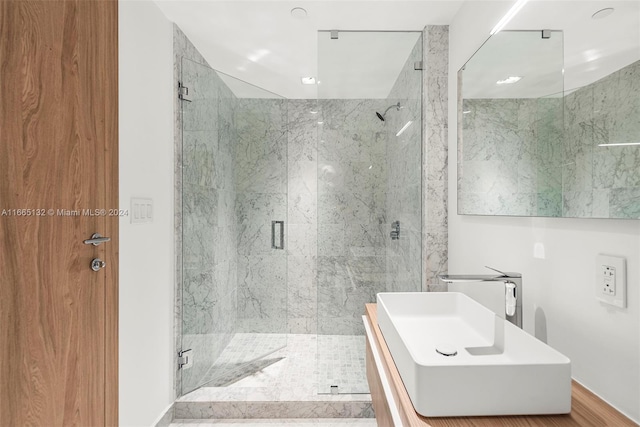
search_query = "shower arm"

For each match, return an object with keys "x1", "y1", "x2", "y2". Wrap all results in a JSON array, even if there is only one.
[{"x1": 382, "y1": 102, "x2": 401, "y2": 116}]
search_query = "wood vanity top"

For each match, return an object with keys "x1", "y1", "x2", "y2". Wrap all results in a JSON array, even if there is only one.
[{"x1": 364, "y1": 304, "x2": 638, "y2": 427}]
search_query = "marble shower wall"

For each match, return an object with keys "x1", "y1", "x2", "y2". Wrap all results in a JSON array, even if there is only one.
[
  {"x1": 563, "y1": 59, "x2": 640, "y2": 218},
  {"x1": 287, "y1": 99, "x2": 320, "y2": 334},
  {"x1": 316, "y1": 99, "x2": 389, "y2": 335},
  {"x1": 235, "y1": 98, "x2": 289, "y2": 334},
  {"x1": 385, "y1": 34, "x2": 423, "y2": 294},
  {"x1": 459, "y1": 97, "x2": 563, "y2": 216},
  {"x1": 175, "y1": 26, "x2": 238, "y2": 395}
]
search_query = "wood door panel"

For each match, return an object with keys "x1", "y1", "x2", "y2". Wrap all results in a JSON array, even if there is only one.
[{"x1": 0, "y1": 1, "x2": 118, "y2": 425}]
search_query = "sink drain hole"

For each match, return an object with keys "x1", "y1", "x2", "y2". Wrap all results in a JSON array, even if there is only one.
[{"x1": 435, "y1": 344, "x2": 458, "y2": 357}]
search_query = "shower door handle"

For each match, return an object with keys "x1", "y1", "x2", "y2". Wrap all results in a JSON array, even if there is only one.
[{"x1": 271, "y1": 220, "x2": 284, "y2": 250}]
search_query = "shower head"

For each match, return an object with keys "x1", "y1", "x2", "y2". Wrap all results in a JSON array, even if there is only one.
[{"x1": 375, "y1": 102, "x2": 402, "y2": 122}]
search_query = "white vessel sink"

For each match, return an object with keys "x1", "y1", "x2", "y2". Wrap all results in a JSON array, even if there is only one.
[{"x1": 376, "y1": 292, "x2": 571, "y2": 417}]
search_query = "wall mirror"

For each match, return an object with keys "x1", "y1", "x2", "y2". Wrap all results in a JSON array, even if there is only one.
[{"x1": 458, "y1": 28, "x2": 640, "y2": 219}]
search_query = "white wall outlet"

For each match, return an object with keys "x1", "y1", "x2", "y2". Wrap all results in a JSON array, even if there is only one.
[
  {"x1": 596, "y1": 254, "x2": 626, "y2": 308},
  {"x1": 131, "y1": 197, "x2": 153, "y2": 224}
]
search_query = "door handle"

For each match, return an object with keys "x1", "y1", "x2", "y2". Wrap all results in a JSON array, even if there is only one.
[
  {"x1": 84, "y1": 233, "x2": 111, "y2": 246},
  {"x1": 271, "y1": 221, "x2": 284, "y2": 250}
]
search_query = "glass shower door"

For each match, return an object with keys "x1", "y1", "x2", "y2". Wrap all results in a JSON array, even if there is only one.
[
  {"x1": 180, "y1": 58, "x2": 288, "y2": 395},
  {"x1": 315, "y1": 31, "x2": 423, "y2": 394}
]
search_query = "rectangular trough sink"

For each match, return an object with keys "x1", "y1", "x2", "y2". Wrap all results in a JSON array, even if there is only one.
[{"x1": 376, "y1": 292, "x2": 571, "y2": 417}]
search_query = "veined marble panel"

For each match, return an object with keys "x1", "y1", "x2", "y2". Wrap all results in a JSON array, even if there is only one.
[
  {"x1": 288, "y1": 99, "x2": 319, "y2": 163},
  {"x1": 237, "y1": 253, "x2": 288, "y2": 333},
  {"x1": 287, "y1": 255, "x2": 317, "y2": 324},
  {"x1": 235, "y1": 99, "x2": 288, "y2": 194},
  {"x1": 421, "y1": 26, "x2": 449, "y2": 286},
  {"x1": 236, "y1": 192, "x2": 287, "y2": 256}
]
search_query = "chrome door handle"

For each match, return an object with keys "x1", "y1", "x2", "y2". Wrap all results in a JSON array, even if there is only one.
[
  {"x1": 84, "y1": 233, "x2": 111, "y2": 246},
  {"x1": 91, "y1": 258, "x2": 106, "y2": 272},
  {"x1": 271, "y1": 220, "x2": 284, "y2": 250}
]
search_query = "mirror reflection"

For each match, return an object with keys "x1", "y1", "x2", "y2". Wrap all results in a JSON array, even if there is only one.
[{"x1": 458, "y1": 30, "x2": 640, "y2": 219}]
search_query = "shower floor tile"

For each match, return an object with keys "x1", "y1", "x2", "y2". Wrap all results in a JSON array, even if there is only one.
[{"x1": 180, "y1": 333, "x2": 369, "y2": 401}]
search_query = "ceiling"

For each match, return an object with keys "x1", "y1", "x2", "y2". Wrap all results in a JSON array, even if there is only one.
[
  {"x1": 317, "y1": 31, "x2": 422, "y2": 99},
  {"x1": 155, "y1": 1, "x2": 640, "y2": 100},
  {"x1": 154, "y1": 1, "x2": 464, "y2": 99}
]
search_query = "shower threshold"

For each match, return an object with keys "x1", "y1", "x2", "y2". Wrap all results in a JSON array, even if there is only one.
[{"x1": 174, "y1": 334, "x2": 373, "y2": 420}]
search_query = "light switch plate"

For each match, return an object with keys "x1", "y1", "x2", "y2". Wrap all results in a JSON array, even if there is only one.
[
  {"x1": 131, "y1": 197, "x2": 153, "y2": 224},
  {"x1": 596, "y1": 254, "x2": 626, "y2": 308}
]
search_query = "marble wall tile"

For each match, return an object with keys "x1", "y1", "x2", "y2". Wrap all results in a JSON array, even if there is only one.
[
  {"x1": 235, "y1": 100, "x2": 288, "y2": 195},
  {"x1": 287, "y1": 100, "x2": 319, "y2": 333},
  {"x1": 236, "y1": 193, "x2": 287, "y2": 256},
  {"x1": 287, "y1": 255, "x2": 317, "y2": 320},
  {"x1": 317, "y1": 223, "x2": 346, "y2": 257},
  {"x1": 288, "y1": 99, "x2": 319, "y2": 163},
  {"x1": 287, "y1": 223, "x2": 317, "y2": 257},
  {"x1": 237, "y1": 253, "x2": 288, "y2": 333}
]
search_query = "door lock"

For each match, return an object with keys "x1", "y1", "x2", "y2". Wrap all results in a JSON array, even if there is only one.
[{"x1": 90, "y1": 258, "x2": 106, "y2": 272}]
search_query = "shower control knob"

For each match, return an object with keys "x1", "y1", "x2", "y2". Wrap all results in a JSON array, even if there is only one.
[{"x1": 91, "y1": 258, "x2": 106, "y2": 272}]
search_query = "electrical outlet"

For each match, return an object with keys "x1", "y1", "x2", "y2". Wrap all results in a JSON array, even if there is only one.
[
  {"x1": 601, "y1": 265, "x2": 616, "y2": 296},
  {"x1": 596, "y1": 254, "x2": 626, "y2": 308}
]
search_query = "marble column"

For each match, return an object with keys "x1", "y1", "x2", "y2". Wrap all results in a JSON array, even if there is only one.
[{"x1": 423, "y1": 26, "x2": 449, "y2": 290}]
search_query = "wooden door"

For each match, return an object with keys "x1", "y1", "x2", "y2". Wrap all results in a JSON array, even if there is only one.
[{"x1": 0, "y1": 1, "x2": 118, "y2": 425}]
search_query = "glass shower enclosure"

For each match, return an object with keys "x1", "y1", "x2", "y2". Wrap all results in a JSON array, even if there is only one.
[
  {"x1": 315, "y1": 31, "x2": 424, "y2": 394},
  {"x1": 179, "y1": 58, "x2": 288, "y2": 395},
  {"x1": 177, "y1": 29, "x2": 424, "y2": 398}
]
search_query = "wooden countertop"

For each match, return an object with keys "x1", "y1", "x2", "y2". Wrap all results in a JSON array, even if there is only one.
[{"x1": 365, "y1": 304, "x2": 638, "y2": 427}]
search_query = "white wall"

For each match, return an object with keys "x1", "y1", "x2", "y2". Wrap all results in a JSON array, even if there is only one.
[
  {"x1": 119, "y1": 2, "x2": 175, "y2": 425},
  {"x1": 448, "y1": 2, "x2": 640, "y2": 422}
]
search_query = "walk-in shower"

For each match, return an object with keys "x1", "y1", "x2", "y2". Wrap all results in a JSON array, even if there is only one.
[{"x1": 175, "y1": 27, "x2": 423, "y2": 406}]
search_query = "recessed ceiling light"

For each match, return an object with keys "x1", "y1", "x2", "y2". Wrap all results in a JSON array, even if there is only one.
[
  {"x1": 592, "y1": 8, "x2": 614, "y2": 20},
  {"x1": 496, "y1": 76, "x2": 523, "y2": 85},
  {"x1": 301, "y1": 77, "x2": 316, "y2": 85},
  {"x1": 291, "y1": 7, "x2": 308, "y2": 19}
]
